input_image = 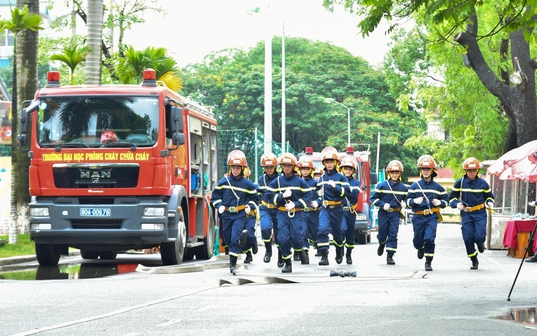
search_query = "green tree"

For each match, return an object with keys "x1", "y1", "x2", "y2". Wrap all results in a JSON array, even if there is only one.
[
  {"x1": 115, "y1": 46, "x2": 183, "y2": 91},
  {"x1": 1, "y1": 2, "x2": 43, "y2": 244},
  {"x1": 323, "y1": 0, "x2": 536, "y2": 153},
  {"x1": 181, "y1": 37, "x2": 423, "y2": 175},
  {"x1": 51, "y1": 44, "x2": 91, "y2": 84}
]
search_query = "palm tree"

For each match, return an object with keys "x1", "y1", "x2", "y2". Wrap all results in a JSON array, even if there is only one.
[
  {"x1": 51, "y1": 44, "x2": 92, "y2": 85},
  {"x1": 115, "y1": 46, "x2": 183, "y2": 91},
  {"x1": 0, "y1": 3, "x2": 43, "y2": 244}
]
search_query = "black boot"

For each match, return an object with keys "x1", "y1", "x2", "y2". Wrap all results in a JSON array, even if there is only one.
[
  {"x1": 319, "y1": 250, "x2": 329, "y2": 266},
  {"x1": 346, "y1": 248, "x2": 353, "y2": 265},
  {"x1": 525, "y1": 254, "x2": 537, "y2": 263},
  {"x1": 377, "y1": 243, "x2": 385, "y2": 256},
  {"x1": 470, "y1": 255, "x2": 479, "y2": 270},
  {"x1": 387, "y1": 251, "x2": 395, "y2": 265},
  {"x1": 239, "y1": 229, "x2": 248, "y2": 248},
  {"x1": 229, "y1": 255, "x2": 237, "y2": 274},
  {"x1": 417, "y1": 248, "x2": 424, "y2": 260},
  {"x1": 335, "y1": 247, "x2": 343, "y2": 264},
  {"x1": 263, "y1": 242, "x2": 272, "y2": 263},
  {"x1": 277, "y1": 250, "x2": 284, "y2": 267},
  {"x1": 477, "y1": 243, "x2": 485, "y2": 253},
  {"x1": 252, "y1": 242, "x2": 258, "y2": 254},
  {"x1": 293, "y1": 250, "x2": 300, "y2": 261},
  {"x1": 315, "y1": 248, "x2": 322, "y2": 257},
  {"x1": 300, "y1": 250, "x2": 309, "y2": 265},
  {"x1": 244, "y1": 251, "x2": 253, "y2": 264},
  {"x1": 425, "y1": 256, "x2": 433, "y2": 271},
  {"x1": 282, "y1": 258, "x2": 292, "y2": 273}
]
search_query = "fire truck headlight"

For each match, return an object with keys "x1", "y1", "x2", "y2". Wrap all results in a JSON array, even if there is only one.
[
  {"x1": 30, "y1": 208, "x2": 50, "y2": 217},
  {"x1": 143, "y1": 207, "x2": 165, "y2": 217},
  {"x1": 141, "y1": 223, "x2": 164, "y2": 230},
  {"x1": 31, "y1": 223, "x2": 52, "y2": 230}
]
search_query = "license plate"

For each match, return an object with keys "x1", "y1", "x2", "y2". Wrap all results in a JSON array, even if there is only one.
[{"x1": 80, "y1": 208, "x2": 111, "y2": 217}]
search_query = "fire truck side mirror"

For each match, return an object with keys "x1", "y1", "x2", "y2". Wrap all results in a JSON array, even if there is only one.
[
  {"x1": 173, "y1": 133, "x2": 185, "y2": 146},
  {"x1": 170, "y1": 106, "x2": 184, "y2": 133},
  {"x1": 18, "y1": 99, "x2": 39, "y2": 148},
  {"x1": 370, "y1": 172, "x2": 378, "y2": 185}
]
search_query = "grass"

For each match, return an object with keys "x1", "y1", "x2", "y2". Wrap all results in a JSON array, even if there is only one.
[{"x1": 0, "y1": 234, "x2": 35, "y2": 258}]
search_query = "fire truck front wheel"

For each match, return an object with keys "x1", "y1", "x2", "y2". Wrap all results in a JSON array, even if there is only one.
[
  {"x1": 35, "y1": 243, "x2": 61, "y2": 266},
  {"x1": 161, "y1": 210, "x2": 186, "y2": 265}
]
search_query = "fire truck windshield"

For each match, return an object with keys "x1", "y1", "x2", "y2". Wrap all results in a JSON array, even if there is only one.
[{"x1": 36, "y1": 96, "x2": 159, "y2": 148}]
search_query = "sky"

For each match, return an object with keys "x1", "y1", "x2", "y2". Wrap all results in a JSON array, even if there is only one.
[{"x1": 118, "y1": 0, "x2": 394, "y2": 67}]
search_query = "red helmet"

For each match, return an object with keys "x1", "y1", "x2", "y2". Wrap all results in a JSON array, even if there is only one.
[
  {"x1": 462, "y1": 157, "x2": 481, "y2": 170},
  {"x1": 386, "y1": 160, "x2": 404, "y2": 173},
  {"x1": 279, "y1": 153, "x2": 297, "y2": 166},
  {"x1": 297, "y1": 156, "x2": 314, "y2": 169},
  {"x1": 340, "y1": 157, "x2": 357, "y2": 170},
  {"x1": 261, "y1": 153, "x2": 278, "y2": 167},
  {"x1": 417, "y1": 155, "x2": 436, "y2": 169}
]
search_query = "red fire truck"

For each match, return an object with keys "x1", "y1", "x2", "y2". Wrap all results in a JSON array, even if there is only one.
[
  {"x1": 302, "y1": 146, "x2": 377, "y2": 244},
  {"x1": 18, "y1": 69, "x2": 218, "y2": 266}
]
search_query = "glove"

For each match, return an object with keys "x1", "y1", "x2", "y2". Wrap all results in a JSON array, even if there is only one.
[
  {"x1": 457, "y1": 203, "x2": 465, "y2": 211},
  {"x1": 282, "y1": 188, "x2": 292, "y2": 198},
  {"x1": 285, "y1": 202, "x2": 295, "y2": 211},
  {"x1": 245, "y1": 205, "x2": 251, "y2": 214},
  {"x1": 414, "y1": 197, "x2": 423, "y2": 205},
  {"x1": 383, "y1": 203, "x2": 391, "y2": 211},
  {"x1": 401, "y1": 202, "x2": 406, "y2": 210},
  {"x1": 218, "y1": 206, "x2": 225, "y2": 214},
  {"x1": 487, "y1": 202, "x2": 494, "y2": 209},
  {"x1": 432, "y1": 199, "x2": 441, "y2": 206},
  {"x1": 529, "y1": 201, "x2": 536, "y2": 207},
  {"x1": 318, "y1": 189, "x2": 324, "y2": 197},
  {"x1": 311, "y1": 200, "x2": 319, "y2": 208},
  {"x1": 328, "y1": 180, "x2": 336, "y2": 188}
]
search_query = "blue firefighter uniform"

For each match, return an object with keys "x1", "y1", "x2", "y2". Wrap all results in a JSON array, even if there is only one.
[
  {"x1": 211, "y1": 175, "x2": 259, "y2": 260},
  {"x1": 258, "y1": 172, "x2": 280, "y2": 263},
  {"x1": 406, "y1": 178, "x2": 449, "y2": 261},
  {"x1": 449, "y1": 175, "x2": 494, "y2": 259},
  {"x1": 266, "y1": 174, "x2": 312, "y2": 263},
  {"x1": 302, "y1": 175, "x2": 320, "y2": 252},
  {"x1": 342, "y1": 176, "x2": 361, "y2": 256},
  {"x1": 317, "y1": 168, "x2": 350, "y2": 264},
  {"x1": 370, "y1": 179, "x2": 408, "y2": 256},
  {"x1": 242, "y1": 185, "x2": 260, "y2": 263}
]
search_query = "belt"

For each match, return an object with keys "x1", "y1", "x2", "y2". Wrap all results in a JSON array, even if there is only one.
[
  {"x1": 466, "y1": 203, "x2": 485, "y2": 212},
  {"x1": 261, "y1": 200, "x2": 277, "y2": 209},
  {"x1": 413, "y1": 207, "x2": 440, "y2": 215},
  {"x1": 324, "y1": 205, "x2": 342, "y2": 209},
  {"x1": 343, "y1": 205, "x2": 356, "y2": 212},
  {"x1": 323, "y1": 200, "x2": 342, "y2": 206},
  {"x1": 385, "y1": 207, "x2": 401, "y2": 213},
  {"x1": 246, "y1": 209, "x2": 257, "y2": 217},
  {"x1": 305, "y1": 207, "x2": 320, "y2": 212},
  {"x1": 277, "y1": 206, "x2": 304, "y2": 212},
  {"x1": 225, "y1": 205, "x2": 246, "y2": 213}
]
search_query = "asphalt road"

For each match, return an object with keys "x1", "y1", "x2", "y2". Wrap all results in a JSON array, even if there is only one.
[{"x1": 2, "y1": 222, "x2": 537, "y2": 336}]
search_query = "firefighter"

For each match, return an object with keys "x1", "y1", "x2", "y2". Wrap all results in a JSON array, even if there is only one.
[
  {"x1": 370, "y1": 160, "x2": 408, "y2": 265},
  {"x1": 297, "y1": 155, "x2": 321, "y2": 265},
  {"x1": 406, "y1": 155, "x2": 449, "y2": 272},
  {"x1": 257, "y1": 153, "x2": 283, "y2": 266},
  {"x1": 211, "y1": 150, "x2": 259, "y2": 273},
  {"x1": 449, "y1": 157, "x2": 494, "y2": 270},
  {"x1": 266, "y1": 153, "x2": 312, "y2": 273},
  {"x1": 340, "y1": 156, "x2": 361, "y2": 265},
  {"x1": 314, "y1": 166, "x2": 324, "y2": 181},
  {"x1": 317, "y1": 150, "x2": 351, "y2": 265},
  {"x1": 242, "y1": 166, "x2": 259, "y2": 263}
]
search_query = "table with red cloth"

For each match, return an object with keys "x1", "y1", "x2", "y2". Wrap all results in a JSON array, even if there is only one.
[{"x1": 503, "y1": 219, "x2": 537, "y2": 257}]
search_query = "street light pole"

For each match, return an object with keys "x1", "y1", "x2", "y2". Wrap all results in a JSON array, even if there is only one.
[
  {"x1": 324, "y1": 98, "x2": 351, "y2": 147},
  {"x1": 281, "y1": 20, "x2": 285, "y2": 154}
]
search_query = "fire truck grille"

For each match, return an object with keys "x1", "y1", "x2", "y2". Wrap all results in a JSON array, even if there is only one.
[
  {"x1": 53, "y1": 166, "x2": 139, "y2": 188},
  {"x1": 71, "y1": 219, "x2": 122, "y2": 229}
]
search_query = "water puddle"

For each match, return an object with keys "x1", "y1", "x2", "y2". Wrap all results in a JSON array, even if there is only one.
[
  {"x1": 495, "y1": 307, "x2": 537, "y2": 325},
  {"x1": 0, "y1": 263, "x2": 139, "y2": 280}
]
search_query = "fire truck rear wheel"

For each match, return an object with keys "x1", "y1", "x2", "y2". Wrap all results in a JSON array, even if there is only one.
[
  {"x1": 161, "y1": 209, "x2": 186, "y2": 265},
  {"x1": 99, "y1": 251, "x2": 118, "y2": 260},
  {"x1": 35, "y1": 243, "x2": 61, "y2": 266},
  {"x1": 80, "y1": 249, "x2": 99, "y2": 260}
]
